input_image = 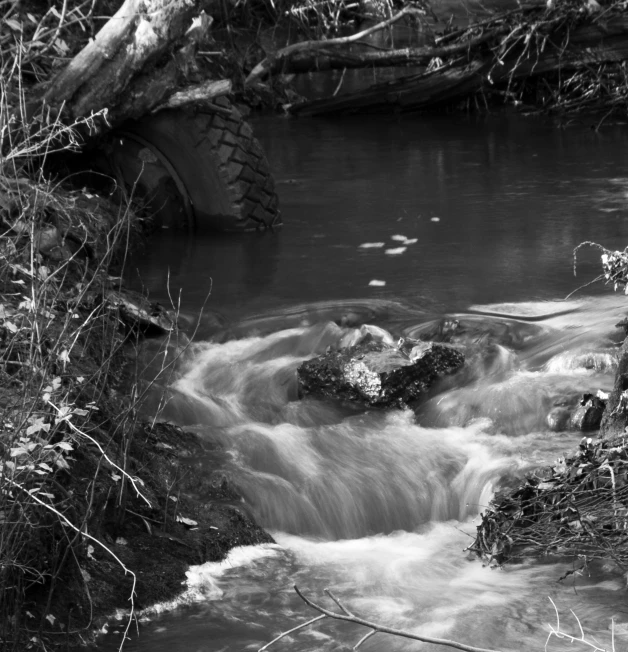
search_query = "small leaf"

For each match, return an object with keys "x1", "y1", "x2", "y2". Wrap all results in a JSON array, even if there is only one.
[
  {"x1": 176, "y1": 515, "x2": 198, "y2": 526},
  {"x1": 55, "y1": 441, "x2": 73, "y2": 451},
  {"x1": 4, "y1": 321, "x2": 18, "y2": 333},
  {"x1": 5, "y1": 18, "x2": 22, "y2": 31},
  {"x1": 53, "y1": 38, "x2": 69, "y2": 55},
  {"x1": 26, "y1": 420, "x2": 50, "y2": 436},
  {"x1": 45, "y1": 614, "x2": 55, "y2": 626},
  {"x1": 54, "y1": 457, "x2": 70, "y2": 470}
]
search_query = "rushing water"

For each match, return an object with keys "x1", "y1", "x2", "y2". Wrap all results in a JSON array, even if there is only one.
[{"x1": 103, "y1": 114, "x2": 628, "y2": 651}]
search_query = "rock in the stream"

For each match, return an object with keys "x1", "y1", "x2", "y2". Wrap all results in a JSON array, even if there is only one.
[
  {"x1": 546, "y1": 406, "x2": 571, "y2": 432},
  {"x1": 571, "y1": 392, "x2": 607, "y2": 431},
  {"x1": 297, "y1": 337, "x2": 464, "y2": 408},
  {"x1": 106, "y1": 288, "x2": 175, "y2": 335}
]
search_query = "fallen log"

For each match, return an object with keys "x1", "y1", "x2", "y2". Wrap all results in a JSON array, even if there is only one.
[
  {"x1": 288, "y1": 16, "x2": 628, "y2": 116},
  {"x1": 245, "y1": 6, "x2": 431, "y2": 86},
  {"x1": 39, "y1": 0, "x2": 218, "y2": 127}
]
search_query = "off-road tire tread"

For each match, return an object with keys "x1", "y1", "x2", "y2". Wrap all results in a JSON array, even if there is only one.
[{"x1": 192, "y1": 99, "x2": 281, "y2": 230}]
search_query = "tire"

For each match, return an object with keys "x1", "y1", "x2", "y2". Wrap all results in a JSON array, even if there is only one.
[{"x1": 111, "y1": 97, "x2": 281, "y2": 232}]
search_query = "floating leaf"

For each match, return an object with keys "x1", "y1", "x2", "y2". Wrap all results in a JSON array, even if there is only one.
[{"x1": 385, "y1": 247, "x2": 407, "y2": 256}]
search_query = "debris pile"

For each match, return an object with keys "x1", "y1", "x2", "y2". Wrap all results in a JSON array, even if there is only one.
[
  {"x1": 255, "y1": 0, "x2": 628, "y2": 119},
  {"x1": 471, "y1": 434, "x2": 628, "y2": 568}
]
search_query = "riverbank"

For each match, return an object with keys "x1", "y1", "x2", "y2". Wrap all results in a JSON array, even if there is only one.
[{"x1": 0, "y1": 172, "x2": 272, "y2": 650}]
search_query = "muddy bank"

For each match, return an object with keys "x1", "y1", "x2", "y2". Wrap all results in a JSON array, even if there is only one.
[{"x1": 72, "y1": 420, "x2": 273, "y2": 632}]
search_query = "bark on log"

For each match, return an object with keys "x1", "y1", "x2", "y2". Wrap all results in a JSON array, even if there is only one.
[
  {"x1": 152, "y1": 79, "x2": 232, "y2": 112},
  {"x1": 289, "y1": 18, "x2": 628, "y2": 116},
  {"x1": 245, "y1": 6, "x2": 430, "y2": 86},
  {"x1": 42, "y1": 0, "x2": 207, "y2": 126},
  {"x1": 245, "y1": 28, "x2": 508, "y2": 80}
]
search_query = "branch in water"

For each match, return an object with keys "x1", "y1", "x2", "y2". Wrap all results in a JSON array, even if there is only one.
[{"x1": 258, "y1": 584, "x2": 510, "y2": 652}]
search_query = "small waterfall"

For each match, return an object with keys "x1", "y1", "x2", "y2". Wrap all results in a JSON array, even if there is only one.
[{"x1": 163, "y1": 323, "x2": 531, "y2": 539}]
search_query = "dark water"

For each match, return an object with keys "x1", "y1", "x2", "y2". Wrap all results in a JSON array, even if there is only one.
[
  {"x1": 104, "y1": 114, "x2": 628, "y2": 652},
  {"x1": 130, "y1": 114, "x2": 628, "y2": 326}
]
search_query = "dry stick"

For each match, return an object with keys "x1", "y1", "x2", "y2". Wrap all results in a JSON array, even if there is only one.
[
  {"x1": 245, "y1": 6, "x2": 423, "y2": 85},
  {"x1": 258, "y1": 585, "x2": 509, "y2": 652},
  {"x1": 545, "y1": 597, "x2": 613, "y2": 652},
  {"x1": 27, "y1": 0, "x2": 69, "y2": 62}
]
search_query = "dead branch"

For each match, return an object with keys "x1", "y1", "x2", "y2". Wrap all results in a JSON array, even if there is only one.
[
  {"x1": 245, "y1": 6, "x2": 428, "y2": 86},
  {"x1": 546, "y1": 597, "x2": 616, "y2": 652},
  {"x1": 258, "y1": 584, "x2": 510, "y2": 652},
  {"x1": 248, "y1": 26, "x2": 509, "y2": 79}
]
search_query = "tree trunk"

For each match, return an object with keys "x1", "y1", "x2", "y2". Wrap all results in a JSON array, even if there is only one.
[{"x1": 41, "y1": 0, "x2": 225, "y2": 128}]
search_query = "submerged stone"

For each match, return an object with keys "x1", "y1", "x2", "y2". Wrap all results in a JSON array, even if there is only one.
[{"x1": 297, "y1": 337, "x2": 464, "y2": 408}]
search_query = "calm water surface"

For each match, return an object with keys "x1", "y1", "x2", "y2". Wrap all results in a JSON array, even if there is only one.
[{"x1": 105, "y1": 114, "x2": 628, "y2": 652}]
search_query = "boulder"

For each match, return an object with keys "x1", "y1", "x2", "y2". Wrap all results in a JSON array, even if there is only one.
[
  {"x1": 297, "y1": 337, "x2": 464, "y2": 408},
  {"x1": 547, "y1": 406, "x2": 571, "y2": 432},
  {"x1": 571, "y1": 393, "x2": 606, "y2": 431},
  {"x1": 106, "y1": 289, "x2": 176, "y2": 335}
]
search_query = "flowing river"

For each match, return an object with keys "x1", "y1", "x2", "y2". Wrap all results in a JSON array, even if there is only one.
[{"x1": 102, "y1": 114, "x2": 628, "y2": 651}]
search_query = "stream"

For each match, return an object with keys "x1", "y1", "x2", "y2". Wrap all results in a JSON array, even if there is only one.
[{"x1": 103, "y1": 113, "x2": 628, "y2": 651}]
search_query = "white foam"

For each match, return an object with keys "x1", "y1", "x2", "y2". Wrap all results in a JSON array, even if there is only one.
[{"x1": 134, "y1": 544, "x2": 283, "y2": 618}]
